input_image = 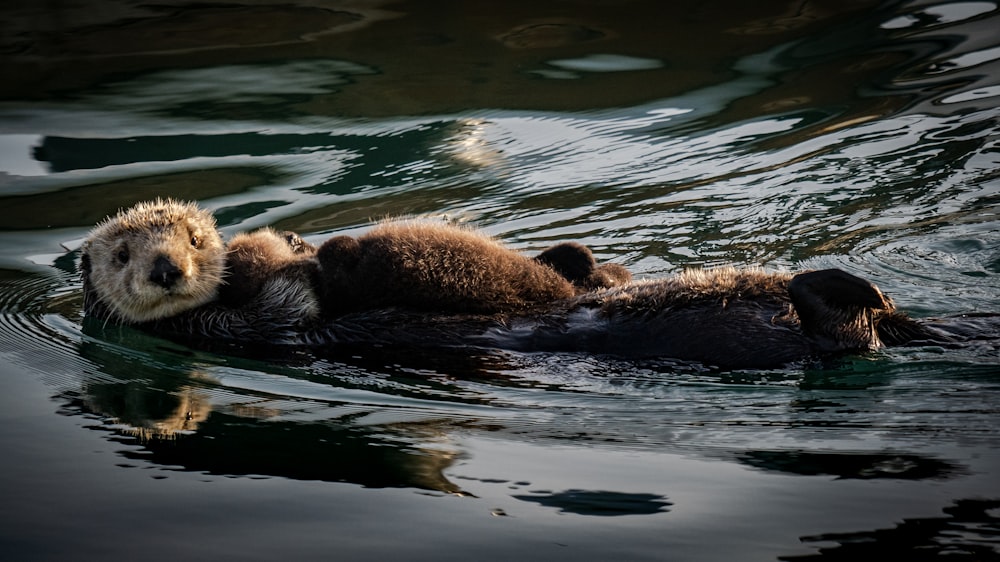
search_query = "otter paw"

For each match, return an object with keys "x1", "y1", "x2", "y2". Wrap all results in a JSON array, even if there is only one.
[{"x1": 280, "y1": 231, "x2": 315, "y2": 254}]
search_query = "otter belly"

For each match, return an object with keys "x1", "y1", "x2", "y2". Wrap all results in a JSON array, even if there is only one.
[
  {"x1": 134, "y1": 281, "x2": 835, "y2": 369},
  {"x1": 111, "y1": 267, "x2": 945, "y2": 369},
  {"x1": 481, "y1": 302, "x2": 813, "y2": 369}
]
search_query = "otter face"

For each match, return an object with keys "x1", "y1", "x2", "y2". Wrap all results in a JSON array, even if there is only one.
[{"x1": 82, "y1": 199, "x2": 226, "y2": 323}]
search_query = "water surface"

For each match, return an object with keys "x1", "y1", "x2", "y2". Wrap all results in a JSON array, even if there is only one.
[{"x1": 1, "y1": 1, "x2": 999, "y2": 560}]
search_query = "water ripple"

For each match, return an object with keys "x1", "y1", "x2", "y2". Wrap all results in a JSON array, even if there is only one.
[{"x1": 0, "y1": 271, "x2": 94, "y2": 392}]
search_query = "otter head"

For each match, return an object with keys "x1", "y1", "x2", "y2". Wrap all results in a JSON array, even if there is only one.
[{"x1": 81, "y1": 199, "x2": 226, "y2": 323}]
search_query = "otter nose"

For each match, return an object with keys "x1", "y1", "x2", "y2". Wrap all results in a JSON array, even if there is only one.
[{"x1": 150, "y1": 255, "x2": 183, "y2": 289}]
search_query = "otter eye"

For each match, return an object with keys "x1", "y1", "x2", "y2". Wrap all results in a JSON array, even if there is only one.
[
  {"x1": 190, "y1": 235, "x2": 201, "y2": 248},
  {"x1": 117, "y1": 247, "x2": 130, "y2": 264}
]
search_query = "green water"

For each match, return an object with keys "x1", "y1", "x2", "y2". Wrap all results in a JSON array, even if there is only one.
[{"x1": 1, "y1": 1, "x2": 999, "y2": 560}]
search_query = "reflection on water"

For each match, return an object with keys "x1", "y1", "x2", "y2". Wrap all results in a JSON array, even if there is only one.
[
  {"x1": 782, "y1": 499, "x2": 1000, "y2": 561},
  {"x1": 513, "y1": 489, "x2": 672, "y2": 517},
  {"x1": 1, "y1": 0, "x2": 999, "y2": 560},
  {"x1": 738, "y1": 450, "x2": 961, "y2": 480}
]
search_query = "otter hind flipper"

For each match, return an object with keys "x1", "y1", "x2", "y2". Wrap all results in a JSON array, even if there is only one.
[
  {"x1": 788, "y1": 268, "x2": 893, "y2": 351},
  {"x1": 789, "y1": 269, "x2": 890, "y2": 312}
]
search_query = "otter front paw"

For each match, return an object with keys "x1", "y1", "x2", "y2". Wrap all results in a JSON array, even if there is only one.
[{"x1": 279, "y1": 231, "x2": 315, "y2": 254}]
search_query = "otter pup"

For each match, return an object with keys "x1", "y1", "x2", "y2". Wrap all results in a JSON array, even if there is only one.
[
  {"x1": 81, "y1": 200, "x2": 627, "y2": 327},
  {"x1": 224, "y1": 224, "x2": 628, "y2": 316},
  {"x1": 315, "y1": 222, "x2": 582, "y2": 315},
  {"x1": 224, "y1": 226, "x2": 628, "y2": 315}
]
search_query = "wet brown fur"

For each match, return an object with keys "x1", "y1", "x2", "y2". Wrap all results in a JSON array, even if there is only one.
[
  {"x1": 593, "y1": 266, "x2": 901, "y2": 355},
  {"x1": 534, "y1": 241, "x2": 632, "y2": 292},
  {"x1": 316, "y1": 221, "x2": 581, "y2": 315},
  {"x1": 81, "y1": 201, "x2": 623, "y2": 326},
  {"x1": 500, "y1": 266, "x2": 909, "y2": 367},
  {"x1": 592, "y1": 267, "x2": 795, "y2": 313},
  {"x1": 219, "y1": 228, "x2": 319, "y2": 310},
  {"x1": 81, "y1": 201, "x2": 971, "y2": 369}
]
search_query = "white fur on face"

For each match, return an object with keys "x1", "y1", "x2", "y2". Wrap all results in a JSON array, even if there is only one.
[{"x1": 83, "y1": 199, "x2": 226, "y2": 323}]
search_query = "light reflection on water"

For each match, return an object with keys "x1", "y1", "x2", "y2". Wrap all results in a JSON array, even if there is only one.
[{"x1": 1, "y1": 0, "x2": 999, "y2": 560}]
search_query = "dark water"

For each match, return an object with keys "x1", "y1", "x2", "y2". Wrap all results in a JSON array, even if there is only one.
[{"x1": 2, "y1": 1, "x2": 999, "y2": 560}]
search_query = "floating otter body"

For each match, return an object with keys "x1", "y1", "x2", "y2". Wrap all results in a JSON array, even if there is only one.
[
  {"x1": 115, "y1": 261, "x2": 974, "y2": 370},
  {"x1": 315, "y1": 222, "x2": 620, "y2": 315},
  {"x1": 81, "y1": 199, "x2": 628, "y2": 327},
  {"x1": 303, "y1": 267, "x2": 974, "y2": 369},
  {"x1": 81, "y1": 200, "x2": 986, "y2": 369}
]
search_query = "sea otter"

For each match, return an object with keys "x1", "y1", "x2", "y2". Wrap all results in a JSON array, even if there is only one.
[
  {"x1": 223, "y1": 224, "x2": 628, "y2": 315},
  {"x1": 297, "y1": 266, "x2": 982, "y2": 369},
  {"x1": 81, "y1": 199, "x2": 628, "y2": 326},
  {"x1": 81, "y1": 200, "x2": 988, "y2": 369}
]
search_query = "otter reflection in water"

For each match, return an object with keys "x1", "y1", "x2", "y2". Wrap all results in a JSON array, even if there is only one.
[
  {"x1": 72, "y1": 340, "x2": 465, "y2": 492},
  {"x1": 781, "y1": 498, "x2": 1000, "y2": 561}
]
